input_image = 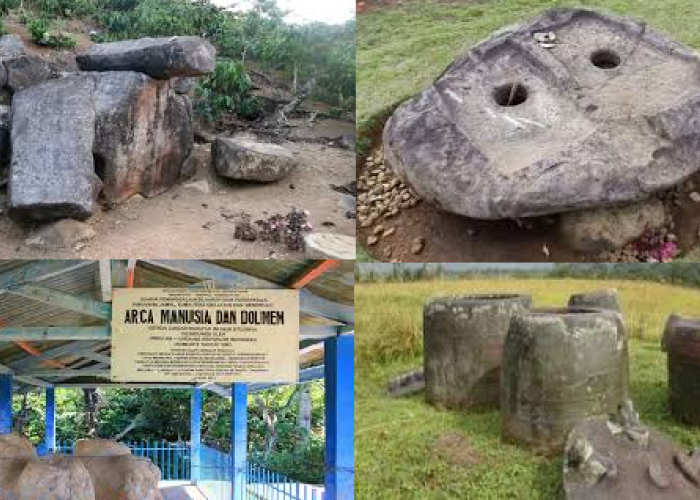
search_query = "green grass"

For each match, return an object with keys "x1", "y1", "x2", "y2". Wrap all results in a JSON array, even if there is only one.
[
  {"x1": 357, "y1": 0, "x2": 700, "y2": 128},
  {"x1": 356, "y1": 278, "x2": 700, "y2": 499}
]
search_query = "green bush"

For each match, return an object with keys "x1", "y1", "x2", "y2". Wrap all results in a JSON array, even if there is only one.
[
  {"x1": 27, "y1": 17, "x2": 77, "y2": 48},
  {"x1": 0, "y1": 0, "x2": 19, "y2": 15},
  {"x1": 194, "y1": 60, "x2": 262, "y2": 122}
]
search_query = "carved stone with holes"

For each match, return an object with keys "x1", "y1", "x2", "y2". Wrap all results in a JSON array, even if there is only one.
[{"x1": 383, "y1": 8, "x2": 700, "y2": 219}]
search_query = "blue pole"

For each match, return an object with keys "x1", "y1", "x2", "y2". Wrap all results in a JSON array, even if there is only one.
[
  {"x1": 191, "y1": 388, "x2": 202, "y2": 483},
  {"x1": 231, "y1": 383, "x2": 248, "y2": 500},
  {"x1": 0, "y1": 374, "x2": 12, "y2": 434},
  {"x1": 45, "y1": 387, "x2": 56, "y2": 453},
  {"x1": 325, "y1": 335, "x2": 354, "y2": 500}
]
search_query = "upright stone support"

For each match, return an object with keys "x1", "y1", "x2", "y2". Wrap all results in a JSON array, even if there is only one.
[
  {"x1": 0, "y1": 373, "x2": 12, "y2": 434},
  {"x1": 325, "y1": 335, "x2": 354, "y2": 500},
  {"x1": 45, "y1": 387, "x2": 56, "y2": 453},
  {"x1": 231, "y1": 384, "x2": 248, "y2": 500},
  {"x1": 190, "y1": 387, "x2": 202, "y2": 482}
]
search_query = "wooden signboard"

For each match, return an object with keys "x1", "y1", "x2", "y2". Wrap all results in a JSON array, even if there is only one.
[{"x1": 111, "y1": 288, "x2": 299, "y2": 383}]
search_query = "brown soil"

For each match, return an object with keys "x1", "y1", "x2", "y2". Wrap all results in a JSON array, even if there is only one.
[
  {"x1": 432, "y1": 431, "x2": 480, "y2": 467},
  {"x1": 0, "y1": 118, "x2": 356, "y2": 259},
  {"x1": 358, "y1": 120, "x2": 700, "y2": 263}
]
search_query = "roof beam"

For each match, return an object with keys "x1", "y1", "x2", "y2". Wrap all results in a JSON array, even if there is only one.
[
  {"x1": 3, "y1": 285, "x2": 111, "y2": 321},
  {"x1": 144, "y1": 260, "x2": 353, "y2": 324},
  {"x1": 0, "y1": 260, "x2": 93, "y2": 288},
  {"x1": 54, "y1": 383, "x2": 195, "y2": 389},
  {"x1": 7, "y1": 341, "x2": 105, "y2": 370},
  {"x1": 0, "y1": 326, "x2": 110, "y2": 341},
  {"x1": 20, "y1": 368, "x2": 110, "y2": 378}
]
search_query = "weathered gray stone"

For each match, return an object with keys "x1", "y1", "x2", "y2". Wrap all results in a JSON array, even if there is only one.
[
  {"x1": 424, "y1": 294, "x2": 531, "y2": 410},
  {"x1": 501, "y1": 308, "x2": 627, "y2": 452},
  {"x1": 662, "y1": 314, "x2": 700, "y2": 426},
  {"x1": 568, "y1": 289, "x2": 621, "y2": 312},
  {"x1": 560, "y1": 199, "x2": 667, "y2": 252},
  {"x1": 0, "y1": 35, "x2": 26, "y2": 58},
  {"x1": 564, "y1": 416, "x2": 700, "y2": 499},
  {"x1": 172, "y1": 76, "x2": 196, "y2": 94},
  {"x1": 304, "y1": 233, "x2": 356, "y2": 259},
  {"x1": 81, "y1": 455, "x2": 163, "y2": 500},
  {"x1": 4, "y1": 55, "x2": 53, "y2": 92},
  {"x1": 213, "y1": 136, "x2": 297, "y2": 182},
  {"x1": 8, "y1": 74, "x2": 100, "y2": 221},
  {"x1": 16, "y1": 456, "x2": 95, "y2": 500},
  {"x1": 0, "y1": 105, "x2": 11, "y2": 186},
  {"x1": 93, "y1": 71, "x2": 193, "y2": 202},
  {"x1": 77, "y1": 36, "x2": 215, "y2": 79},
  {"x1": 383, "y1": 8, "x2": 700, "y2": 219},
  {"x1": 25, "y1": 219, "x2": 96, "y2": 249},
  {"x1": 74, "y1": 439, "x2": 132, "y2": 457}
]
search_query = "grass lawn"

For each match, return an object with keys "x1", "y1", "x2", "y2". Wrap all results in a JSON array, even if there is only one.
[
  {"x1": 357, "y1": 0, "x2": 700, "y2": 128},
  {"x1": 356, "y1": 278, "x2": 700, "y2": 499}
]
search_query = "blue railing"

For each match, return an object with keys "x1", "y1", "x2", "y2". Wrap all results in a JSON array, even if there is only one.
[{"x1": 55, "y1": 440, "x2": 191, "y2": 481}]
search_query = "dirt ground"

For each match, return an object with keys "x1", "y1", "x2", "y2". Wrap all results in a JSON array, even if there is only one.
[
  {"x1": 358, "y1": 123, "x2": 700, "y2": 263},
  {"x1": 0, "y1": 118, "x2": 356, "y2": 259}
]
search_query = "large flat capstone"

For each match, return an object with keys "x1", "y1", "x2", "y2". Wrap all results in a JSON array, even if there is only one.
[
  {"x1": 8, "y1": 74, "x2": 101, "y2": 221},
  {"x1": 213, "y1": 136, "x2": 297, "y2": 182},
  {"x1": 383, "y1": 8, "x2": 700, "y2": 219},
  {"x1": 77, "y1": 36, "x2": 216, "y2": 79}
]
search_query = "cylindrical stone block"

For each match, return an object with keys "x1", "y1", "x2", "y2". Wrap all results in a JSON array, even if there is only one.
[
  {"x1": 568, "y1": 289, "x2": 629, "y2": 398},
  {"x1": 664, "y1": 315, "x2": 700, "y2": 425},
  {"x1": 568, "y1": 289, "x2": 621, "y2": 312},
  {"x1": 423, "y1": 294, "x2": 531, "y2": 410},
  {"x1": 501, "y1": 308, "x2": 627, "y2": 453}
]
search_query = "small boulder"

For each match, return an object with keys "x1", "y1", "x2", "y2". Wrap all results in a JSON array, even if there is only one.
[
  {"x1": 16, "y1": 456, "x2": 95, "y2": 500},
  {"x1": 8, "y1": 74, "x2": 100, "y2": 221},
  {"x1": 213, "y1": 136, "x2": 297, "y2": 182},
  {"x1": 75, "y1": 439, "x2": 132, "y2": 457},
  {"x1": 77, "y1": 36, "x2": 215, "y2": 79},
  {"x1": 559, "y1": 199, "x2": 666, "y2": 253},
  {"x1": 0, "y1": 35, "x2": 26, "y2": 58},
  {"x1": 304, "y1": 233, "x2": 356, "y2": 259},
  {"x1": 172, "y1": 76, "x2": 196, "y2": 94},
  {"x1": 4, "y1": 55, "x2": 53, "y2": 92},
  {"x1": 26, "y1": 220, "x2": 96, "y2": 250}
]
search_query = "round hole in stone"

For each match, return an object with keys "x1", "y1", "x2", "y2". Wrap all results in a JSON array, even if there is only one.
[
  {"x1": 590, "y1": 49, "x2": 621, "y2": 69},
  {"x1": 493, "y1": 83, "x2": 528, "y2": 107}
]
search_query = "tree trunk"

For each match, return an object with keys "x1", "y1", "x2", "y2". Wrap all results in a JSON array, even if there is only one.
[
  {"x1": 276, "y1": 77, "x2": 316, "y2": 125},
  {"x1": 83, "y1": 389, "x2": 99, "y2": 437},
  {"x1": 295, "y1": 385, "x2": 312, "y2": 453}
]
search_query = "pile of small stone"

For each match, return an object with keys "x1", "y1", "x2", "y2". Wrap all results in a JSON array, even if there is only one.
[{"x1": 357, "y1": 148, "x2": 421, "y2": 249}]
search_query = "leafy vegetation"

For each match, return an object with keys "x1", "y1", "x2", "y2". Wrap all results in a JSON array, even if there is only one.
[
  {"x1": 26, "y1": 17, "x2": 76, "y2": 47},
  {"x1": 356, "y1": 276, "x2": 700, "y2": 499},
  {"x1": 194, "y1": 60, "x2": 262, "y2": 122},
  {"x1": 11, "y1": 381, "x2": 326, "y2": 484}
]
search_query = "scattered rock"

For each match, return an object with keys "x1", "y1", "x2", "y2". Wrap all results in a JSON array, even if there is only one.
[
  {"x1": 367, "y1": 235, "x2": 379, "y2": 246},
  {"x1": 689, "y1": 192, "x2": 700, "y2": 203},
  {"x1": 9, "y1": 74, "x2": 100, "y2": 221},
  {"x1": 213, "y1": 136, "x2": 297, "y2": 182},
  {"x1": 383, "y1": 246, "x2": 393, "y2": 259},
  {"x1": 77, "y1": 36, "x2": 216, "y2": 79},
  {"x1": 411, "y1": 236, "x2": 425, "y2": 255},
  {"x1": 303, "y1": 233, "x2": 356, "y2": 259},
  {"x1": 26, "y1": 219, "x2": 96, "y2": 250},
  {"x1": 560, "y1": 199, "x2": 667, "y2": 253},
  {"x1": 383, "y1": 227, "x2": 396, "y2": 237},
  {"x1": 183, "y1": 179, "x2": 211, "y2": 195}
]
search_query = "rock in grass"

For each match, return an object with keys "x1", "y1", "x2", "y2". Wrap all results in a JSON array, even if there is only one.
[
  {"x1": 77, "y1": 36, "x2": 216, "y2": 79},
  {"x1": 212, "y1": 136, "x2": 297, "y2": 182},
  {"x1": 8, "y1": 74, "x2": 100, "y2": 221}
]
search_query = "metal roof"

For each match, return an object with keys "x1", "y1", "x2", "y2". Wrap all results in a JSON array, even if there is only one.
[{"x1": 0, "y1": 260, "x2": 354, "y2": 392}]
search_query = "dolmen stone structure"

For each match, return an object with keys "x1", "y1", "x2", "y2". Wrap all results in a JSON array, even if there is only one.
[
  {"x1": 0, "y1": 435, "x2": 163, "y2": 500},
  {"x1": 383, "y1": 8, "x2": 700, "y2": 221},
  {"x1": 662, "y1": 314, "x2": 700, "y2": 426},
  {"x1": 4, "y1": 35, "x2": 215, "y2": 221}
]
